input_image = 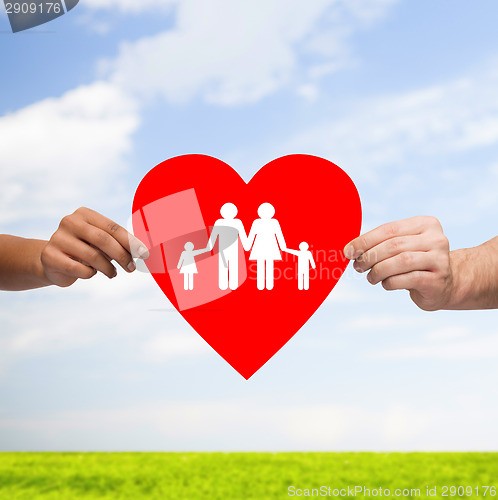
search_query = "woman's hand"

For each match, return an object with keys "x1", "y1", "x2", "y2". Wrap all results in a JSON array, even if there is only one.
[
  {"x1": 344, "y1": 216, "x2": 453, "y2": 311},
  {"x1": 41, "y1": 207, "x2": 149, "y2": 288}
]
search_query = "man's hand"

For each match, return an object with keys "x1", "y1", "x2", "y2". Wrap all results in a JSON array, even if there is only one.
[
  {"x1": 344, "y1": 216, "x2": 453, "y2": 311},
  {"x1": 41, "y1": 207, "x2": 149, "y2": 288}
]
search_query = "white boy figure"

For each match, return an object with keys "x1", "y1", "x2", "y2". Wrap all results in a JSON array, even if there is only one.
[
  {"x1": 285, "y1": 242, "x2": 316, "y2": 290},
  {"x1": 177, "y1": 242, "x2": 208, "y2": 290}
]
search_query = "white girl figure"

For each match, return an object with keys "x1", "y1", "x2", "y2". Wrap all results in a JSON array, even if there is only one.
[
  {"x1": 285, "y1": 242, "x2": 316, "y2": 290},
  {"x1": 177, "y1": 242, "x2": 207, "y2": 290},
  {"x1": 246, "y1": 203, "x2": 287, "y2": 290}
]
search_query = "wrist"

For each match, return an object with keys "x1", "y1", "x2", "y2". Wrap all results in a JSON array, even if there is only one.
[
  {"x1": 444, "y1": 248, "x2": 471, "y2": 309},
  {"x1": 31, "y1": 240, "x2": 52, "y2": 286},
  {"x1": 444, "y1": 243, "x2": 498, "y2": 310}
]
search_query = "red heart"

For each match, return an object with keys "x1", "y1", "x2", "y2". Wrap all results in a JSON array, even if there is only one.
[{"x1": 132, "y1": 155, "x2": 361, "y2": 379}]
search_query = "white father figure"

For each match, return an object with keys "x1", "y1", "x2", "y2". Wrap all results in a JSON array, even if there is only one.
[{"x1": 205, "y1": 203, "x2": 248, "y2": 291}]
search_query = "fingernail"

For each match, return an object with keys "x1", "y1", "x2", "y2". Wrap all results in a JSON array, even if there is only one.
[
  {"x1": 353, "y1": 261, "x2": 364, "y2": 273},
  {"x1": 367, "y1": 273, "x2": 373, "y2": 284},
  {"x1": 128, "y1": 261, "x2": 136, "y2": 272},
  {"x1": 344, "y1": 245, "x2": 355, "y2": 260},
  {"x1": 137, "y1": 245, "x2": 150, "y2": 260},
  {"x1": 111, "y1": 268, "x2": 117, "y2": 279}
]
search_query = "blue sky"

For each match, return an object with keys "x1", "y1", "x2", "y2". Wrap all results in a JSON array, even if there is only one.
[{"x1": 0, "y1": 0, "x2": 498, "y2": 451}]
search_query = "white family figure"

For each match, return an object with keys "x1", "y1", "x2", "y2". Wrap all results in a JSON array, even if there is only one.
[
  {"x1": 205, "y1": 203, "x2": 248, "y2": 291},
  {"x1": 284, "y1": 242, "x2": 316, "y2": 290},
  {"x1": 177, "y1": 242, "x2": 208, "y2": 290},
  {"x1": 246, "y1": 202, "x2": 286, "y2": 291},
  {"x1": 178, "y1": 201, "x2": 315, "y2": 291}
]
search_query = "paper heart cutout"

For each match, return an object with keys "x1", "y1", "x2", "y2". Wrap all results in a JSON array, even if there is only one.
[{"x1": 132, "y1": 155, "x2": 361, "y2": 378}]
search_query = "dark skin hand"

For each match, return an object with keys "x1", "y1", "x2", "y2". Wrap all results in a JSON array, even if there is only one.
[{"x1": 0, "y1": 207, "x2": 149, "y2": 291}]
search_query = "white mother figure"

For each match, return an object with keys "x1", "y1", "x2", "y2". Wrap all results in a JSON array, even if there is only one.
[{"x1": 246, "y1": 203, "x2": 287, "y2": 290}]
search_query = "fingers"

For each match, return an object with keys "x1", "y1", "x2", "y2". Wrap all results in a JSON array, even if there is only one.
[
  {"x1": 381, "y1": 270, "x2": 432, "y2": 291},
  {"x1": 63, "y1": 258, "x2": 98, "y2": 280},
  {"x1": 43, "y1": 246, "x2": 97, "y2": 282},
  {"x1": 74, "y1": 207, "x2": 150, "y2": 259},
  {"x1": 342, "y1": 215, "x2": 452, "y2": 310},
  {"x1": 353, "y1": 233, "x2": 439, "y2": 273},
  {"x1": 67, "y1": 218, "x2": 136, "y2": 273},
  {"x1": 366, "y1": 251, "x2": 437, "y2": 285},
  {"x1": 344, "y1": 216, "x2": 441, "y2": 259},
  {"x1": 61, "y1": 207, "x2": 149, "y2": 273},
  {"x1": 52, "y1": 231, "x2": 117, "y2": 279},
  {"x1": 43, "y1": 207, "x2": 152, "y2": 287}
]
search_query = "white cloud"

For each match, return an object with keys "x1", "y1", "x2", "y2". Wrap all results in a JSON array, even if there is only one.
[
  {"x1": 344, "y1": 314, "x2": 426, "y2": 330},
  {"x1": 141, "y1": 330, "x2": 211, "y2": 362},
  {"x1": 345, "y1": 0, "x2": 400, "y2": 24},
  {"x1": 424, "y1": 326, "x2": 471, "y2": 342},
  {"x1": 324, "y1": 268, "x2": 374, "y2": 303},
  {"x1": 381, "y1": 404, "x2": 434, "y2": 442},
  {"x1": 470, "y1": 162, "x2": 498, "y2": 212},
  {"x1": 279, "y1": 63, "x2": 498, "y2": 180},
  {"x1": 82, "y1": 0, "x2": 396, "y2": 21},
  {"x1": 3, "y1": 399, "x2": 498, "y2": 451},
  {"x1": 103, "y1": 0, "x2": 398, "y2": 106},
  {"x1": 369, "y1": 328, "x2": 498, "y2": 360},
  {"x1": 0, "y1": 0, "x2": 400, "y2": 236},
  {"x1": 0, "y1": 401, "x2": 428, "y2": 450},
  {"x1": 0, "y1": 81, "x2": 139, "y2": 229},
  {"x1": 0, "y1": 270, "x2": 188, "y2": 366},
  {"x1": 82, "y1": 0, "x2": 176, "y2": 13},
  {"x1": 296, "y1": 84, "x2": 320, "y2": 102},
  {"x1": 0, "y1": 0, "x2": 398, "y2": 234}
]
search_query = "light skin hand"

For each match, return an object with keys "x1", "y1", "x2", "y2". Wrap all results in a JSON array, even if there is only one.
[
  {"x1": 344, "y1": 216, "x2": 498, "y2": 311},
  {"x1": 343, "y1": 216, "x2": 453, "y2": 311},
  {"x1": 0, "y1": 207, "x2": 149, "y2": 291}
]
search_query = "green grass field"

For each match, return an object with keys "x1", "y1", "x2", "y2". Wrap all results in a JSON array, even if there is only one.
[{"x1": 0, "y1": 453, "x2": 497, "y2": 500}]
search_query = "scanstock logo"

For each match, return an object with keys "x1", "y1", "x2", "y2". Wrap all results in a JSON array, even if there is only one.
[{"x1": 3, "y1": 0, "x2": 79, "y2": 33}]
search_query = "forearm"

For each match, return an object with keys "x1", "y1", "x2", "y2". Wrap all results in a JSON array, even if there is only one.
[
  {"x1": 0, "y1": 235, "x2": 51, "y2": 291},
  {"x1": 445, "y1": 236, "x2": 498, "y2": 310}
]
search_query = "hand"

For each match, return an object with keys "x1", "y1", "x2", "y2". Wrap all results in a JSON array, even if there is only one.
[
  {"x1": 344, "y1": 216, "x2": 453, "y2": 311},
  {"x1": 41, "y1": 207, "x2": 149, "y2": 288}
]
